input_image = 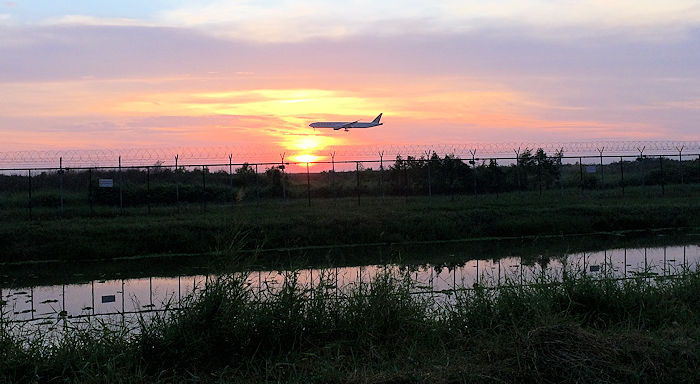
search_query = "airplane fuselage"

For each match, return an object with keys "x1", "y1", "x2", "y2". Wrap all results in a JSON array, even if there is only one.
[
  {"x1": 309, "y1": 113, "x2": 383, "y2": 131},
  {"x1": 309, "y1": 122, "x2": 383, "y2": 129}
]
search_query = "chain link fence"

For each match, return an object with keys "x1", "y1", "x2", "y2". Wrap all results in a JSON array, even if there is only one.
[{"x1": 1, "y1": 150, "x2": 700, "y2": 219}]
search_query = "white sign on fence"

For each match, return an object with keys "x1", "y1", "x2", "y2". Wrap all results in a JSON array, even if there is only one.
[
  {"x1": 585, "y1": 166, "x2": 597, "y2": 174},
  {"x1": 98, "y1": 178, "x2": 114, "y2": 188}
]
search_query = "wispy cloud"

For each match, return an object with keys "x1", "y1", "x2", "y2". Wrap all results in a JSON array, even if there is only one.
[
  {"x1": 10, "y1": 1, "x2": 699, "y2": 43},
  {"x1": 153, "y1": 0, "x2": 700, "y2": 42},
  {"x1": 46, "y1": 14, "x2": 151, "y2": 27}
]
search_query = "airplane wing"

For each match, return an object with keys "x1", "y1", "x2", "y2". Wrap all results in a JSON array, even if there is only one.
[{"x1": 341, "y1": 120, "x2": 359, "y2": 128}]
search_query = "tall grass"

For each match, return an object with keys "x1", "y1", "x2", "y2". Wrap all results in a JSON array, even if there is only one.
[
  {"x1": 1, "y1": 269, "x2": 699, "y2": 382},
  {"x1": 4, "y1": 189, "x2": 700, "y2": 264}
]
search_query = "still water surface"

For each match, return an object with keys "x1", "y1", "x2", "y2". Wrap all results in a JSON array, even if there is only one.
[{"x1": 2, "y1": 243, "x2": 699, "y2": 324}]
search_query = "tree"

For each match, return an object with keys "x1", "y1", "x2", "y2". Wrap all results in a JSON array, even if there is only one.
[{"x1": 235, "y1": 163, "x2": 257, "y2": 185}]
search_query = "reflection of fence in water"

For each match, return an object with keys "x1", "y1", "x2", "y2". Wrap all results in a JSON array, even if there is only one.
[{"x1": 2, "y1": 245, "x2": 700, "y2": 324}]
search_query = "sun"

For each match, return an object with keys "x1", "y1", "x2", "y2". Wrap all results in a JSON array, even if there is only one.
[{"x1": 295, "y1": 154, "x2": 320, "y2": 163}]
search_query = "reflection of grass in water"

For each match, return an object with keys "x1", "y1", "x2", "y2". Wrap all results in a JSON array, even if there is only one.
[
  {"x1": 3, "y1": 229, "x2": 699, "y2": 291},
  {"x1": 2, "y1": 267, "x2": 700, "y2": 382}
]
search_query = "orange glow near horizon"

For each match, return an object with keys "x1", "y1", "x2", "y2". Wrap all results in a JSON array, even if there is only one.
[
  {"x1": 2, "y1": 77, "x2": 669, "y2": 152},
  {"x1": 284, "y1": 134, "x2": 335, "y2": 151},
  {"x1": 294, "y1": 154, "x2": 320, "y2": 163}
]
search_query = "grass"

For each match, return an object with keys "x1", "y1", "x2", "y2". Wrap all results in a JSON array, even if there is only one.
[
  {"x1": 1, "y1": 268, "x2": 699, "y2": 383},
  {"x1": 2, "y1": 185, "x2": 700, "y2": 263}
]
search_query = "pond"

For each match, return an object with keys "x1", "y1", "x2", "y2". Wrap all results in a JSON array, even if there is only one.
[{"x1": 2, "y1": 233, "x2": 699, "y2": 325}]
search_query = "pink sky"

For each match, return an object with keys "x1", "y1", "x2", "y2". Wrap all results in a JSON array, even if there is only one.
[{"x1": 2, "y1": 1, "x2": 700, "y2": 161}]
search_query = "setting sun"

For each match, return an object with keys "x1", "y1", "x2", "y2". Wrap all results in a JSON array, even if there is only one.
[{"x1": 294, "y1": 154, "x2": 320, "y2": 163}]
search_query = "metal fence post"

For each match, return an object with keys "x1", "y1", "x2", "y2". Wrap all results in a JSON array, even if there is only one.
[
  {"x1": 330, "y1": 152, "x2": 336, "y2": 201},
  {"x1": 677, "y1": 146, "x2": 684, "y2": 184},
  {"x1": 118, "y1": 156, "x2": 123, "y2": 215},
  {"x1": 121, "y1": 280, "x2": 125, "y2": 316},
  {"x1": 556, "y1": 148, "x2": 564, "y2": 195},
  {"x1": 59, "y1": 157, "x2": 64, "y2": 216},
  {"x1": 579, "y1": 157, "x2": 583, "y2": 191},
  {"x1": 514, "y1": 148, "x2": 521, "y2": 190},
  {"x1": 88, "y1": 168, "x2": 93, "y2": 215},
  {"x1": 255, "y1": 163, "x2": 260, "y2": 205},
  {"x1": 637, "y1": 146, "x2": 646, "y2": 190},
  {"x1": 425, "y1": 150, "x2": 432, "y2": 199},
  {"x1": 494, "y1": 158, "x2": 500, "y2": 198},
  {"x1": 379, "y1": 151, "x2": 384, "y2": 200},
  {"x1": 28, "y1": 169, "x2": 32, "y2": 220},
  {"x1": 450, "y1": 155, "x2": 456, "y2": 201},
  {"x1": 307, "y1": 162, "x2": 311, "y2": 207},
  {"x1": 356, "y1": 161, "x2": 361, "y2": 206},
  {"x1": 201, "y1": 165, "x2": 206, "y2": 212},
  {"x1": 597, "y1": 147, "x2": 604, "y2": 188},
  {"x1": 229, "y1": 154, "x2": 234, "y2": 206},
  {"x1": 470, "y1": 149, "x2": 477, "y2": 195},
  {"x1": 91, "y1": 280, "x2": 95, "y2": 316},
  {"x1": 174, "y1": 155, "x2": 180, "y2": 213},
  {"x1": 146, "y1": 166, "x2": 151, "y2": 215},
  {"x1": 620, "y1": 156, "x2": 624, "y2": 196},
  {"x1": 660, "y1": 156, "x2": 665, "y2": 196},
  {"x1": 280, "y1": 152, "x2": 286, "y2": 200}
]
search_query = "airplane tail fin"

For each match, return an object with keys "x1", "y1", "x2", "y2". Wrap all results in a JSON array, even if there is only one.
[{"x1": 371, "y1": 113, "x2": 382, "y2": 124}]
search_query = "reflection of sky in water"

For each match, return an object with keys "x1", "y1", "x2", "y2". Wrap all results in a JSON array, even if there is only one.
[{"x1": 2, "y1": 245, "x2": 700, "y2": 324}]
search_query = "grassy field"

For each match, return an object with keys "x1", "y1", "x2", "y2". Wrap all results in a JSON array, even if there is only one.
[
  {"x1": 2, "y1": 268, "x2": 699, "y2": 383},
  {"x1": 2, "y1": 185, "x2": 700, "y2": 264}
]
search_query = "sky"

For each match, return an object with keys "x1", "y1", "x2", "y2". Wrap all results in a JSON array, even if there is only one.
[{"x1": 2, "y1": 1, "x2": 700, "y2": 161}]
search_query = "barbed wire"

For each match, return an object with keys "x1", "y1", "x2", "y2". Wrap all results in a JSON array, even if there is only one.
[{"x1": 1, "y1": 141, "x2": 698, "y2": 168}]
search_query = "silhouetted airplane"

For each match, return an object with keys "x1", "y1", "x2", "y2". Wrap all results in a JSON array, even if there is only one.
[{"x1": 309, "y1": 113, "x2": 383, "y2": 132}]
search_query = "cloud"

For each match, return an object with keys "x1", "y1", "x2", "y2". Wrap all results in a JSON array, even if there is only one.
[
  {"x1": 3, "y1": 24, "x2": 699, "y2": 85},
  {"x1": 21, "y1": 1, "x2": 699, "y2": 43},
  {"x1": 46, "y1": 14, "x2": 150, "y2": 27},
  {"x1": 154, "y1": 0, "x2": 700, "y2": 43}
]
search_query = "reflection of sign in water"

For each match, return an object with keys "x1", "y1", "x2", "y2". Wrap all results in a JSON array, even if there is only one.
[
  {"x1": 101, "y1": 295, "x2": 116, "y2": 303},
  {"x1": 589, "y1": 265, "x2": 600, "y2": 272},
  {"x1": 586, "y1": 166, "x2": 597, "y2": 173},
  {"x1": 98, "y1": 179, "x2": 114, "y2": 188}
]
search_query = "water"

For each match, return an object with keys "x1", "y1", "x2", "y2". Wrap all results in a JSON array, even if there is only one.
[{"x1": 2, "y1": 243, "x2": 699, "y2": 325}]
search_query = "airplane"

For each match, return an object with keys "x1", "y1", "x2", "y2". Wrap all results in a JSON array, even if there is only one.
[{"x1": 309, "y1": 113, "x2": 383, "y2": 132}]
